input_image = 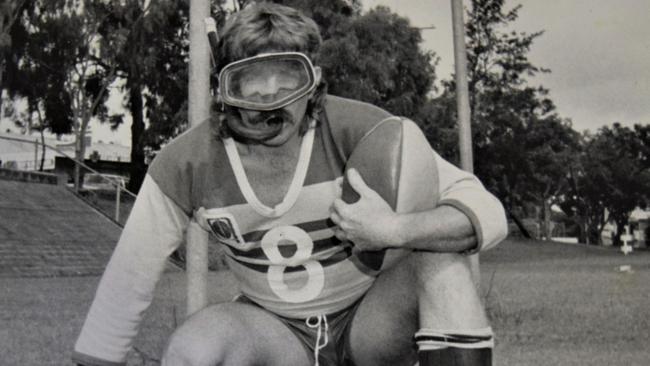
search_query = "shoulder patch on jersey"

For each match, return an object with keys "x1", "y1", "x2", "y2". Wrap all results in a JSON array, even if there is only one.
[{"x1": 202, "y1": 211, "x2": 248, "y2": 251}]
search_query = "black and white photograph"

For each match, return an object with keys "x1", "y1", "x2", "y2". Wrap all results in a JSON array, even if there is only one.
[{"x1": 1, "y1": 0, "x2": 649, "y2": 365}]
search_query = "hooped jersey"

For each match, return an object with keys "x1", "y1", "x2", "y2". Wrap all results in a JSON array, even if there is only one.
[
  {"x1": 73, "y1": 95, "x2": 508, "y2": 366},
  {"x1": 151, "y1": 96, "x2": 413, "y2": 317},
  {"x1": 195, "y1": 125, "x2": 376, "y2": 318}
]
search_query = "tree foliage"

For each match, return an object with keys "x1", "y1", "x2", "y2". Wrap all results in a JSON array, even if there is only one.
[
  {"x1": 269, "y1": 0, "x2": 362, "y2": 38},
  {"x1": 89, "y1": 0, "x2": 196, "y2": 191},
  {"x1": 266, "y1": 1, "x2": 435, "y2": 119},
  {"x1": 8, "y1": 0, "x2": 130, "y2": 189},
  {"x1": 1, "y1": 0, "x2": 33, "y2": 113},
  {"x1": 5, "y1": 0, "x2": 647, "y2": 247},
  {"x1": 318, "y1": 6, "x2": 436, "y2": 118},
  {"x1": 560, "y1": 124, "x2": 650, "y2": 244},
  {"x1": 464, "y1": 0, "x2": 561, "y2": 210},
  {"x1": 421, "y1": 0, "x2": 583, "y2": 240}
]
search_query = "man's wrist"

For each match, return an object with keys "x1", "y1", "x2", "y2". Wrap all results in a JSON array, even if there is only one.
[{"x1": 391, "y1": 213, "x2": 410, "y2": 248}]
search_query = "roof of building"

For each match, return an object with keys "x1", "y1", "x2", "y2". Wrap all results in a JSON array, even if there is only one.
[{"x1": 630, "y1": 207, "x2": 650, "y2": 222}]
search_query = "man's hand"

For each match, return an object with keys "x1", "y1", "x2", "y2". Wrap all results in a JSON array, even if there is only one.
[{"x1": 330, "y1": 169, "x2": 404, "y2": 251}]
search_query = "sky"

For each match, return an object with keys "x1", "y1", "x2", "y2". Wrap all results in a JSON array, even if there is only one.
[
  {"x1": 365, "y1": 0, "x2": 650, "y2": 133},
  {"x1": 3, "y1": 0, "x2": 649, "y2": 145}
]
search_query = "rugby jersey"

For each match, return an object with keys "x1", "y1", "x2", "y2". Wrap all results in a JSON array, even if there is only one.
[{"x1": 73, "y1": 95, "x2": 507, "y2": 366}]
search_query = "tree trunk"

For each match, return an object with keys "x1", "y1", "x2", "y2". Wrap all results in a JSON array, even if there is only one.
[
  {"x1": 128, "y1": 82, "x2": 146, "y2": 193},
  {"x1": 543, "y1": 198, "x2": 552, "y2": 240},
  {"x1": 72, "y1": 96, "x2": 81, "y2": 191},
  {"x1": 74, "y1": 137, "x2": 82, "y2": 190},
  {"x1": 75, "y1": 120, "x2": 89, "y2": 191},
  {"x1": 613, "y1": 218, "x2": 628, "y2": 246},
  {"x1": 509, "y1": 210, "x2": 532, "y2": 239},
  {"x1": 577, "y1": 217, "x2": 587, "y2": 244},
  {"x1": 585, "y1": 216, "x2": 601, "y2": 245},
  {"x1": 39, "y1": 128, "x2": 45, "y2": 171}
]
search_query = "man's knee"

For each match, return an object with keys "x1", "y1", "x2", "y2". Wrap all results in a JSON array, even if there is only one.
[
  {"x1": 410, "y1": 252, "x2": 488, "y2": 328},
  {"x1": 411, "y1": 252, "x2": 474, "y2": 292},
  {"x1": 161, "y1": 303, "x2": 251, "y2": 366}
]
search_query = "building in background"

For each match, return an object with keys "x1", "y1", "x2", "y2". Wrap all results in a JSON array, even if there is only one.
[
  {"x1": 56, "y1": 135, "x2": 131, "y2": 183},
  {"x1": 601, "y1": 207, "x2": 649, "y2": 248},
  {"x1": 0, "y1": 131, "x2": 131, "y2": 183},
  {"x1": 0, "y1": 132, "x2": 60, "y2": 171},
  {"x1": 629, "y1": 207, "x2": 649, "y2": 248}
]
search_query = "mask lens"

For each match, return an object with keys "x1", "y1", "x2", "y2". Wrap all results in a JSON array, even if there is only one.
[{"x1": 220, "y1": 53, "x2": 316, "y2": 110}]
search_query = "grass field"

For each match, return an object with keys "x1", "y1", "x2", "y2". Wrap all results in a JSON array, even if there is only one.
[{"x1": 1, "y1": 238, "x2": 649, "y2": 365}]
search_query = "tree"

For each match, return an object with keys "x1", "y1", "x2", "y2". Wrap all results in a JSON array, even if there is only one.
[
  {"x1": 520, "y1": 115, "x2": 581, "y2": 239},
  {"x1": 266, "y1": 1, "x2": 436, "y2": 120},
  {"x1": 5, "y1": 0, "x2": 74, "y2": 170},
  {"x1": 423, "y1": 0, "x2": 581, "y2": 240},
  {"x1": 319, "y1": 6, "x2": 436, "y2": 119},
  {"x1": 599, "y1": 124, "x2": 650, "y2": 243},
  {"x1": 413, "y1": 91, "x2": 459, "y2": 163},
  {"x1": 464, "y1": 0, "x2": 551, "y2": 208},
  {"x1": 635, "y1": 123, "x2": 650, "y2": 170},
  {"x1": 2, "y1": 0, "x2": 43, "y2": 158},
  {"x1": 89, "y1": 0, "x2": 200, "y2": 192},
  {"x1": 269, "y1": 0, "x2": 362, "y2": 38},
  {"x1": 464, "y1": 0, "x2": 546, "y2": 109},
  {"x1": 10, "y1": 0, "x2": 126, "y2": 189},
  {"x1": 560, "y1": 124, "x2": 650, "y2": 244},
  {"x1": 1, "y1": 0, "x2": 36, "y2": 117}
]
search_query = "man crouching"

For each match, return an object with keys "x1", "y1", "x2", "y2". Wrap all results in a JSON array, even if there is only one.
[{"x1": 73, "y1": 3, "x2": 507, "y2": 366}]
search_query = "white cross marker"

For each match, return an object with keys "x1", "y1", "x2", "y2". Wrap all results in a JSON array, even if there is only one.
[{"x1": 620, "y1": 225, "x2": 633, "y2": 255}]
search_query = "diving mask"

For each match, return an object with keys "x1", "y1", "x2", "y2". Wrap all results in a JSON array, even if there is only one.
[{"x1": 219, "y1": 52, "x2": 318, "y2": 111}]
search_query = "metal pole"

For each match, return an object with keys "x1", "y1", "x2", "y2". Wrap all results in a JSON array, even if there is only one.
[
  {"x1": 450, "y1": 0, "x2": 480, "y2": 284},
  {"x1": 451, "y1": 0, "x2": 473, "y2": 173},
  {"x1": 115, "y1": 184, "x2": 121, "y2": 223},
  {"x1": 186, "y1": 0, "x2": 211, "y2": 316},
  {"x1": 186, "y1": 221, "x2": 209, "y2": 315},
  {"x1": 34, "y1": 139, "x2": 39, "y2": 171}
]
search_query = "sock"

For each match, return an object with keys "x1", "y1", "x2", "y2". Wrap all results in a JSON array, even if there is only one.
[{"x1": 414, "y1": 327, "x2": 494, "y2": 366}]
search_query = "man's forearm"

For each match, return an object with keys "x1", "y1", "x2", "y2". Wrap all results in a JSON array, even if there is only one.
[{"x1": 394, "y1": 205, "x2": 477, "y2": 253}]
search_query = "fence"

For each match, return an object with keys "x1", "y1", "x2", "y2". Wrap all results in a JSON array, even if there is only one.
[{"x1": 0, "y1": 135, "x2": 137, "y2": 225}]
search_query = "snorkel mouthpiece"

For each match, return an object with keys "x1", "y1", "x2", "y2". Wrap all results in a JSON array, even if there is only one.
[{"x1": 225, "y1": 109, "x2": 288, "y2": 142}]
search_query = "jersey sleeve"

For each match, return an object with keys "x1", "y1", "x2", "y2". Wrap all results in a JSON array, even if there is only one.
[
  {"x1": 400, "y1": 119, "x2": 508, "y2": 253},
  {"x1": 73, "y1": 175, "x2": 189, "y2": 366},
  {"x1": 147, "y1": 136, "x2": 194, "y2": 215}
]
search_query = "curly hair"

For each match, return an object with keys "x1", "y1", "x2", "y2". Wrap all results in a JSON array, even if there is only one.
[{"x1": 216, "y1": 2, "x2": 322, "y2": 72}]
